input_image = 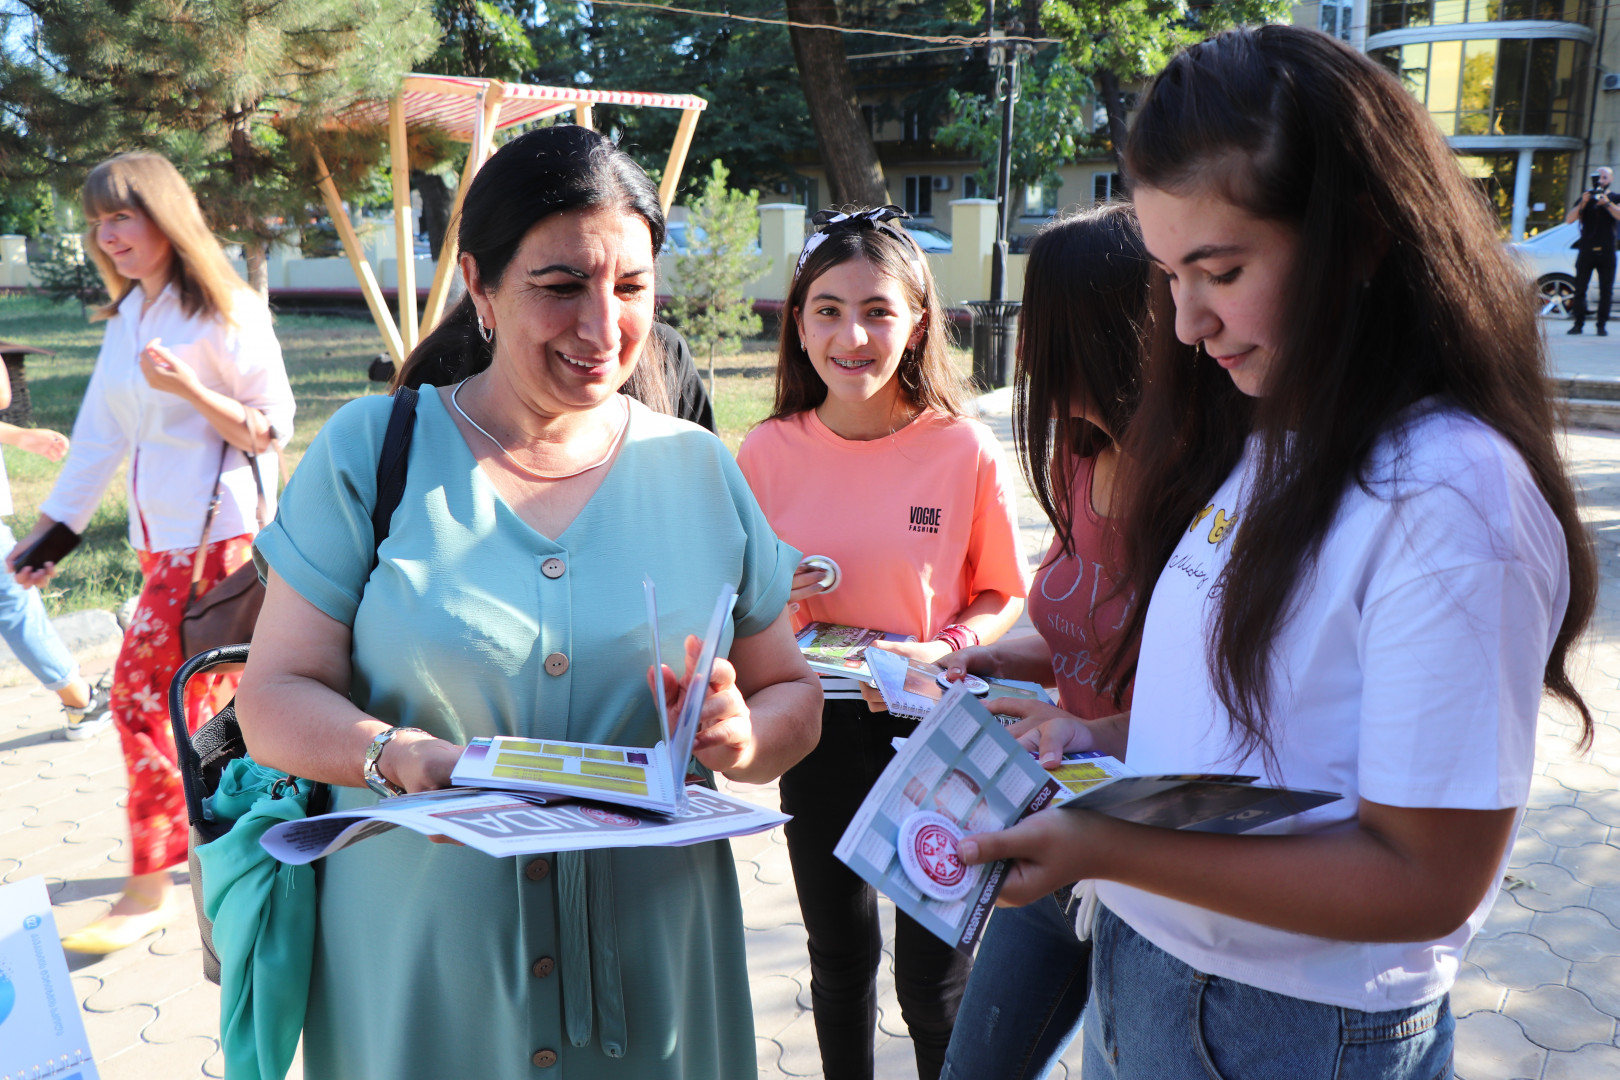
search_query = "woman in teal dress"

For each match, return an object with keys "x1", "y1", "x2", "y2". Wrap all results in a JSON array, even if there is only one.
[{"x1": 235, "y1": 126, "x2": 822, "y2": 1079}]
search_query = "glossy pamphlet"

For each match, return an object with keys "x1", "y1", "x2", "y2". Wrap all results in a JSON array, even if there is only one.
[
  {"x1": 795, "y1": 621, "x2": 914, "y2": 682},
  {"x1": 866, "y1": 648, "x2": 1055, "y2": 720},
  {"x1": 450, "y1": 578, "x2": 737, "y2": 815},
  {"x1": 0, "y1": 876, "x2": 99, "y2": 1080}
]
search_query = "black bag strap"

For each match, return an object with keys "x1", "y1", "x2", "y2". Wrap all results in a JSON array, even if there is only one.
[{"x1": 372, "y1": 386, "x2": 419, "y2": 558}]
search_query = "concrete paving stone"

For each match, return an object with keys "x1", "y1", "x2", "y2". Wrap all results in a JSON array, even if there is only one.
[
  {"x1": 756, "y1": 1036, "x2": 788, "y2": 1078},
  {"x1": 82, "y1": 947, "x2": 209, "y2": 1013},
  {"x1": 1497, "y1": 862, "x2": 1591, "y2": 912},
  {"x1": 1465, "y1": 932, "x2": 1572, "y2": 991},
  {"x1": 139, "y1": 981, "x2": 220, "y2": 1045},
  {"x1": 80, "y1": 1002, "x2": 158, "y2": 1061},
  {"x1": 1543, "y1": 1042, "x2": 1620, "y2": 1080},
  {"x1": 101, "y1": 1035, "x2": 219, "y2": 1080},
  {"x1": 1453, "y1": 1011, "x2": 1547, "y2": 1080},
  {"x1": 873, "y1": 1029, "x2": 920, "y2": 1080},
  {"x1": 0, "y1": 815, "x2": 78, "y2": 860},
  {"x1": 1477, "y1": 891, "x2": 1540, "y2": 939},
  {"x1": 1508, "y1": 829, "x2": 1557, "y2": 868},
  {"x1": 149, "y1": 915, "x2": 205, "y2": 959},
  {"x1": 1523, "y1": 804, "x2": 1608, "y2": 848},
  {"x1": 774, "y1": 1010, "x2": 825, "y2": 1077},
  {"x1": 1501, "y1": 984, "x2": 1615, "y2": 1051},
  {"x1": 1591, "y1": 886, "x2": 1620, "y2": 928},
  {"x1": 753, "y1": 973, "x2": 808, "y2": 1040},
  {"x1": 1556, "y1": 842, "x2": 1620, "y2": 889},
  {"x1": 741, "y1": 887, "x2": 800, "y2": 932},
  {"x1": 1569, "y1": 953, "x2": 1620, "y2": 1016},
  {"x1": 744, "y1": 922, "x2": 811, "y2": 984},
  {"x1": 1532, "y1": 905, "x2": 1620, "y2": 960},
  {"x1": 1452, "y1": 960, "x2": 1508, "y2": 1017},
  {"x1": 0, "y1": 800, "x2": 40, "y2": 833},
  {"x1": 752, "y1": 843, "x2": 795, "y2": 887},
  {"x1": 1528, "y1": 773, "x2": 1581, "y2": 810},
  {"x1": 1577, "y1": 788, "x2": 1620, "y2": 828},
  {"x1": 1544, "y1": 759, "x2": 1620, "y2": 792},
  {"x1": 17, "y1": 834, "x2": 125, "y2": 886},
  {"x1": 201, "y1": 1039, "x2": 225, "y2": 1079}
]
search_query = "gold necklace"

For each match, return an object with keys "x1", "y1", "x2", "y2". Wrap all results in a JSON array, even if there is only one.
[{"x1": 451, "y1": 375, "x2": 630, "y2": 481}]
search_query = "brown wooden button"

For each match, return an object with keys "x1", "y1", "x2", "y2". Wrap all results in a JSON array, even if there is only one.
[
  {"x1": 531, "y1": 1049, "x2": 558, "y2": 1068},
  {"x1": 545, "y1": 652, "x2": 569, "y2": 676},
  {"x1": 531, "y1": 956, "x2": 555, "y2": 978},
  {"x1": 541, "y1": 557, "x2": 565, "y2": 579},
  {"x1": 524, "y1": 858, "x2": 551, "y2": 881}
]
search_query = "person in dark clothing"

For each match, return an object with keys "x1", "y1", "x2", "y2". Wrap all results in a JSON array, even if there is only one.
[
  {"x1": 1564, "y1": 166, "x2": 1620, "y2": 335},
  {"x1": 648, "y1": 320, "x2": 715, "y2": 432}
]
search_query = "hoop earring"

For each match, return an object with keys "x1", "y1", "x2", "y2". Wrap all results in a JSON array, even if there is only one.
[{"x1": 477, "y1": 318, "x2": 494, "y2": 345}]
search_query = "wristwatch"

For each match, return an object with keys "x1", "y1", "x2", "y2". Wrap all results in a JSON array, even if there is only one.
[{"x1": 363, "y1": 726, "x2": 425, "y2": 798}]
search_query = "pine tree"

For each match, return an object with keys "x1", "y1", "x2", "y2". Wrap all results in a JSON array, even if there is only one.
[
  {"x1": 667, "y1": 160, "x2": 765, "y2": 393},
  {"x1": 0, "y1": 0, "x2": 439, "y2": 294}
]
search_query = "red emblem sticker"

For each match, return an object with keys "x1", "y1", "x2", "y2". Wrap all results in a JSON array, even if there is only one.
[
  {"x1": 897, "y1": 811, "x2": 975, "y2": 901},
  {"x1": 580, "y1": 806, "x2": 641, "y2": 828}
]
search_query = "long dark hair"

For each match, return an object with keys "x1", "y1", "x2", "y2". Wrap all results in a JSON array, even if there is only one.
[
  {"x1": 767, "y1": 215, "x2": 969, "y2": 420},
  {"x1": 1112, "y1": 24, "x2": 1596, "y2": 757},
  {"x1": 1015, "y1": 202, "x2": 1162, "y2": 561},
  {"x1": 396, "y1": 125, "x2": 670, "y2": 412}
]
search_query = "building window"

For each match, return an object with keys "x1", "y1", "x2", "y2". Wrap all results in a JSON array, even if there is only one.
[
  {"x1": 1320, "y1": 0, "x2": 1353, "y2": 41},
  {"x1": 1023, "y1": 182, "x2": 1060, "y2": 217},
  {"x1": 861, "y1": 105, "x2": 879, "y2": 138},
  {"x1": 1373, "y1": 37, "x2": 1586, "y2": 137},
  {"x1": 905, "y1": 109, "x2": 926, "y2": 142},
  {"x1": 963, "y1": 175, "x2": 981, "y2": 199},
  {"x1": 1454, "y1": 149, "x2": 1571, "y2": 237},
  {"x1": 904, "y1": 176, "x2": 934, "y2": 218},
  {"x1": 1369, "y1": 0, "x2": 1585, "y2": 35},
  {"x1": 1093, "y1": 172, "x2": 1118, "y2": 203},
  {"x1": 1526, "y1": 150, "x2": 1572, "y2": 235}
]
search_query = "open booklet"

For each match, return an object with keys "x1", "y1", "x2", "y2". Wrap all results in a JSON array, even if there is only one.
[
  {"x1": 847, "y1": 689, "x2": 1344, "y2": 952},
  {"x1": 450, "y1": 578, "x2": 734, "y2": 816},
  {"x1": 0, "y1": 876, "x2": 100, "y2": 1080},
  {"x1": 866, "y1": 648, "x2": 1054, "y2": 719},
  {"x1": 796, "y1": 621, "x2": 915, "y2": 682}
]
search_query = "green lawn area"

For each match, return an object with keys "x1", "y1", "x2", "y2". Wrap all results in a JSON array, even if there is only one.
[{"x1": 0, "y1": 293, "x2": 792, "y2": 614}]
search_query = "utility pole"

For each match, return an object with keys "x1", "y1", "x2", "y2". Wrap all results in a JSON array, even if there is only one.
[{"x1": 988, "y1": 14, "x2": 1022, "y2": 303}]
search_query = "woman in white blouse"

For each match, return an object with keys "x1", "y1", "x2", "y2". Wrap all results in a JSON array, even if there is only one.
[{"x1": 8, "y1": 152, "x2": 294, "y2": 954}]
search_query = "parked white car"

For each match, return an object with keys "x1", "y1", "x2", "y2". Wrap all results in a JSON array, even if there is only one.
[{"x1": 1508, "y1": 221, "x2": 1602, "y2": 319}]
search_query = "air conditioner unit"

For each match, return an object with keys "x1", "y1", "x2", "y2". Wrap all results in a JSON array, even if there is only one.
[
  {"x1": 1604, "y1": 72, "x2": 1620, "y2": 92},
  {"x1": 932, "y1": 176, "x2": 952, "y2": 192}
]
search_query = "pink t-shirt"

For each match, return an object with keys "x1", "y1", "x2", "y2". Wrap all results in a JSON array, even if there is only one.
[
  {"x1": 1026, "y1": 455, "x2": 1136, "y2": 719},
  {"x1": 737, "y1": 408, "x2": 1029, "y2": 639}
]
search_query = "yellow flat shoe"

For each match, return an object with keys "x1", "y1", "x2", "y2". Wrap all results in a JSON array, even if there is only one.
[{"x1": 60, "y1": 899, "x2": 180, "y2": 955}]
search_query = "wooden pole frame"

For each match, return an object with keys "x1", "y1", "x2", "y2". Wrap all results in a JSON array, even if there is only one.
[
  {"x1": 310, "y1": 145, "x2": 405, "y2": 365},
  {"x1": 574, "y1": 103, "x2": 593, "y2": 129},
  {"x1": 417, "y1": 81, "x2": 505, "y2": 342},
  {"x1": 389, "y1": 94, "x2": 419, "y2": 354},
  {"x1": 658, "y1": 107, "x2": 703, "y2": 215}
]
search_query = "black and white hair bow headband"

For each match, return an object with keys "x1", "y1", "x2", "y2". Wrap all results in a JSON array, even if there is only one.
[{"x1": 795, "y1": 204, "x2": 921, "y2": 276}]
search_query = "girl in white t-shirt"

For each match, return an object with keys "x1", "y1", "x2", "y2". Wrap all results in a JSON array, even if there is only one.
[{"x1": 960, "y1": 26, "x2": 1597, "y2": 1079}]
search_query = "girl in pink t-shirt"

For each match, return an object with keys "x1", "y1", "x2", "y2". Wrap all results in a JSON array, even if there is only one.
[
  {"x1": 736, "y1": 206, "x2": 1027, "y2": 1080},
  {"x1": 936, "y1": 203, "x2": 1152, "y2": 1080}
]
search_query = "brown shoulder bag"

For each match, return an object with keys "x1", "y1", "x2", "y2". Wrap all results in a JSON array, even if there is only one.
[{"x1": 179, "y1": 431, "x2": 275, "y2": 663}]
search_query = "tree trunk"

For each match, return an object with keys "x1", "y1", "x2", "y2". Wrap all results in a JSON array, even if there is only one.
[
  {"x1": 1097, "y1": 68, "x2": 1131, "y2": 194},
  {"x1": 784, "y1": 0, "x2": 888, "y2": 208},
  {"x1": 229, "y1": 104, "x2": 270, "y2": 300},
  {"x1": 243, "y1": 240, "x2": 269, "y2": 298}
]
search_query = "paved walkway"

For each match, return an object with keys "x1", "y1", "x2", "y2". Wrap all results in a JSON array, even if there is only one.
[{"x1": 4, "y1": 393, "x2": 1620, "y2": 1080}]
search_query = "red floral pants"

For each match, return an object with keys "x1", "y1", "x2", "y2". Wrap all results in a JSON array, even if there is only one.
[{"x1": 112, "y1": 536, "x2": 253, "y2": 876}]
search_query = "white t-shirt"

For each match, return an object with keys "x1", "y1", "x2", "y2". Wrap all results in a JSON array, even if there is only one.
[{"x1": 1096, "y1": 403, "x2": 1570, "y2": 1012}]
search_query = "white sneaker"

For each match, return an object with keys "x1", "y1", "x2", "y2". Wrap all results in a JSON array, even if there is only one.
[{"x1": 62, "y1": 674, "x2": 113, "y2": 741}]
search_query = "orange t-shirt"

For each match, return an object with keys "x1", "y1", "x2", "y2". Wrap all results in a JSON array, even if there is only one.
[{"x1": 736, "y1": 408, "x2": 1029, "y2": 639}]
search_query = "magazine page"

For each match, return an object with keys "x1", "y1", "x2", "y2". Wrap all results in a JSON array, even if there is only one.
[
  {"x1": 1047, "y1": 750, "x2": 1135, "y2": 802},
  {"x1": 868, "y1": 649, "x2": 1055, "y2": 719},
  {"x1": 796, "y1": 622, "x2": 913, "y2": 681},
  {"x1": 448, "y1": 580, "x2": 738, "y2": 816},
  {"x1": 834, "y1": 687, "x2": 1061, "y2": 955},
  {"x1": 261, "y1": 785, "x2": 788, "y2": 864},
  {"x1": 1064, "y1": 774, "x2": 1340, "y2": 832},
  {"x1": 0, "y1": 876, "x2": 100, "y2": 1080}
]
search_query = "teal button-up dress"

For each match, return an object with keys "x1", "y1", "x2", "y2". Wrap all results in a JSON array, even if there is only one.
[{"x1": 253, "y1": 388, "x2": 797, "y2": 1080}]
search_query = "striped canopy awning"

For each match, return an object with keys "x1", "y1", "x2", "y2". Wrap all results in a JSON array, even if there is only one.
[{"x1": 332, "y1": 75, "x2": 708, "y2": 141}]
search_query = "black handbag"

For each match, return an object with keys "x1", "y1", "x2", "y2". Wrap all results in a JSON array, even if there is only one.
[{"x1": 170, "y1": 387, "x2": 419, "y2": 983}]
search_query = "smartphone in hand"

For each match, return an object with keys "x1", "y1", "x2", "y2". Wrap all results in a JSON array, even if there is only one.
[{"x1": 14, "y1": 522, "x2": 81, "y2": 573}]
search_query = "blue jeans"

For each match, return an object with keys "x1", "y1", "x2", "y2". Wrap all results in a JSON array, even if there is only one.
[
  {"x1": 0, "y1": 523, "x2": 78, "y2": 690},
  {"x1": 1083, "y1": 904, "x2": 1454, "y2": 1080},
  {"x1": 940, "y1": 893, "x2": 1090, "y2": 1080}
]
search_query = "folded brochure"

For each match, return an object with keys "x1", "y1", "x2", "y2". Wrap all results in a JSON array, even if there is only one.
[
  {"x1": 841, "y1": 690, "x2": 1342, "y2": 952},
  {"x1": 260, "y1": 785, "x2": 788, "y2": 864},
  {"x1": 450, "y1": 577, "x2": 735, "y2": 815},
  {"x1": 796, "y1": 621, "x2": 913, "y2": 682},
  {"x1": 866, "y1": 647, "x2": 1054, "y2": 718},
  {"x1": 0, "y1": 876, "x2": 100, "y2": 1080}
]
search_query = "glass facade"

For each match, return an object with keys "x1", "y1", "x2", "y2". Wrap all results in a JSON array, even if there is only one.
[
  {"x1": 1372, "y1": 38, "x2": 1587, "y2": 136},
  {"x1": 1369, "y1": 0, "x2": 1587, "y2": 34},
  {"x1": 1445, "y1": 151, "x2": 1571, "y2": 236}
]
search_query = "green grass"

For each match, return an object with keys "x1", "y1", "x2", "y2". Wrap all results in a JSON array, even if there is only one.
[{"x1": 0, "y1": 294, "x2": 969, "y2": 614}]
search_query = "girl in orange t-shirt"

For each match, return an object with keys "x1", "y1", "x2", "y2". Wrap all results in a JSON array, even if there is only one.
[{"x1": 736, "y1": 206, "x2": 1028, "y2": 1080}]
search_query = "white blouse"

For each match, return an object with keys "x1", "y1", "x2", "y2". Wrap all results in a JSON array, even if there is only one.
[{"x1": 41, "y1": 283, "x2": 295, "y2": 553}]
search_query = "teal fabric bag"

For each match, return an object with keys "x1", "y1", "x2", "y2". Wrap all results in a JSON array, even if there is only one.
[{"x1": 196, "y1": 758, "x2": 317, "y2": 1080}]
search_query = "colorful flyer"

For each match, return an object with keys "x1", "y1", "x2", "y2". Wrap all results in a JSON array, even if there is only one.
[{"x1": 0, "y1": 876, "x2": 99, "y2": 1080}]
